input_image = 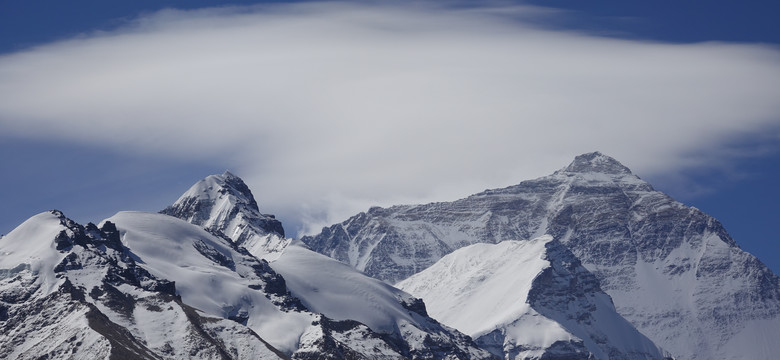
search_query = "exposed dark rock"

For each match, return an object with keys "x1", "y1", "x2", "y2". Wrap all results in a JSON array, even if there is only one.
[
  {"x1": 401, "y1": 297, "x2": 429, "y2": 317},
  {"x1": 193, "y1": 239, "x2": 236, "y2": 270}
]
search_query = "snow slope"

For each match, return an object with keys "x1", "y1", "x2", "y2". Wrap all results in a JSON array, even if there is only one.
[
  {"x1": 0, "y1": 212, "x2": 72, "y2": 294},
  {"x1": 106, "y1": 211, "x2": 312, "y2": 354},
  {"x1": 272, "y1": 240, "x2": 493, "y2": 359},
  {"x1": 397, "y1": 235, "x2": 669, "y2": 360}
]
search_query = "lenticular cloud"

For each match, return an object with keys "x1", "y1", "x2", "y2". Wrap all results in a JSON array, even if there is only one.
[{"x1": 1, "y1": 3, "x2": 779, "y2": 235}]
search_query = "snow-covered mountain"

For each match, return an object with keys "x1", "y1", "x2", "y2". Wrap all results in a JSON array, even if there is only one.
[
  {"x1": 397, "y1": 235, "x2": 670, "y2": 360},
  {"x1": 6, "y1": 157, "x2": 778, "y2": 359},
  {"x1": 1, "y1": 207, "x2": 492, "y2": 359},
  {"x1": 161, "y1": 172, "x2": 496, "y2": 359},
  {"x1": 163, "y1": 171, "x2": 669, "y2": 360},
  {"x1": 303, "y1": 152, "x2": 780, "y2": 360},
  {"x1": 161, "y1": 171, "x2": 290, "y2": 260}
]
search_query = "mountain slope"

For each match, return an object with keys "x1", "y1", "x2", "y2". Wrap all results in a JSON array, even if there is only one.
[
  {"x1": 303, "y1": 152, "x2": 780, "y2": 360},
  {"x1": 397, "y1": 235, "x2": 669, "y2": 360}
]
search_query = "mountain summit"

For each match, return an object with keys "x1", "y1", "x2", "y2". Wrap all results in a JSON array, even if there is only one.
[
  {"x1": 161, "y1": 171, "x2": 289, "y2": 260},
  {"x1": 303, "y1": 152, "x2": 780, "y2": 360},
  {"x1": 558, "y1": 151, "x2": 633, "y2": 175}
]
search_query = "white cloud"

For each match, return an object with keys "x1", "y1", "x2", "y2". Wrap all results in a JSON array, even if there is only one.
[{"x1": 1, "y1": 3, "x2": 780, "y2": 236}]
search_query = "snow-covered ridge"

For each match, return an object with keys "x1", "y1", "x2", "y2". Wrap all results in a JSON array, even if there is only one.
[
  {"x1": 0, "y1": 211, "x2": 69, "y2": 295},
  {"x1": 397, "y1": 235, "x2": 670, "y2": 360}
]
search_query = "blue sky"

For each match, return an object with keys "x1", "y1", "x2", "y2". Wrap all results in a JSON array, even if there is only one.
[{"x1": 1, "y1": 1, "x2": 779, "y2": 272}]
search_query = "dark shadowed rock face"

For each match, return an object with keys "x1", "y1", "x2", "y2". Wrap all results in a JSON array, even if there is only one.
[{"x1": 303, "y1": 152, "x2": 780, "y2": 360}]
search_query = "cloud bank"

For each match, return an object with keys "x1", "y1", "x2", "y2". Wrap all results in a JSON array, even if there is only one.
[{"x1": 1, "y1": 3, "x2": 780, "y2": 235}]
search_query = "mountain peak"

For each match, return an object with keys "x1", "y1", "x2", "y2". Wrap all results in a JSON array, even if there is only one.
[
  {"x1": 161, "y1": 172, "x2": 288, "y2": 258},
  {"x1": 559, "y1": 151, "x2": 633, "y2": 175},
  {"x1": 200, "y1": 171, "x2": 259, "y2": 211}
]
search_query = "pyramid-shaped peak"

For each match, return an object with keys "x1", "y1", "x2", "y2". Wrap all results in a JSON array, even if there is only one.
[
  {"x1": 195, "y1": 171, "x2": 258, "y2": 209},
  {"x1": 561, "y1": 152, "x2": 633, "y2": 175},
  {"x1": 162, "y1": 172, "x2": 285, "y2": 239}
]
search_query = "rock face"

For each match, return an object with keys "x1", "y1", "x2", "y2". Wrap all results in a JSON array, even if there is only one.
[
  {"x1": 161, "y1": 171, "x2": 290, "y2": 260},
  {"x1": 303, "y1": 152, "x2": 780, "y2": 360},
  {"x1": 397, "y1": 236, "x2": 670, "y2": 360}
]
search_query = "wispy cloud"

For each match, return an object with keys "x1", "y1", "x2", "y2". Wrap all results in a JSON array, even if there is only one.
[{"x1": 2, "y1": 3, "x2": 779, "y2": 235}]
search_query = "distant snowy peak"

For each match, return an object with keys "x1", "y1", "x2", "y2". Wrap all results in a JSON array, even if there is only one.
[
  {"x1": 397, "y1": 235, "x2": 669, "y2": 360},
  {"x1": 161, "y1": 171, "x2": 289, "y2": 259}
]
